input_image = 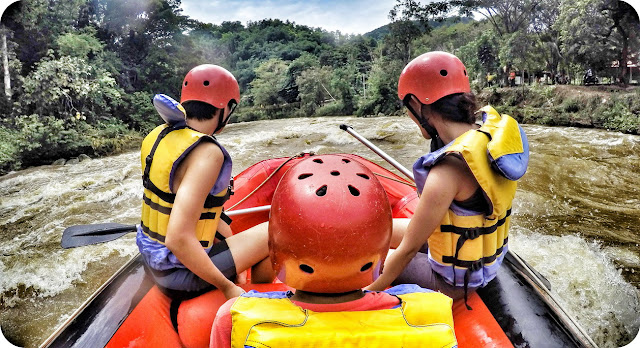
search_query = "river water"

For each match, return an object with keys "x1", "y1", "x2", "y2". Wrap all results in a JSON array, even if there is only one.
[{"x1": 1, "y1": 116, "x2": 639, "y2": 347}]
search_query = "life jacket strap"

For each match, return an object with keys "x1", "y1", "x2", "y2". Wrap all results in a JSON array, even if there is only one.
[
  {"x1": 140, "y1": 221, "x2": 210, "y2": 247},
  {"x1": 142, "y1": 194, "x2": 220, "y2": 221},
  {"x1": 441, "y1": 240, "x2": 508, "y2": 267},
  {"x1": 220, "y1": 211, "x2": 232, "y2": 225}
]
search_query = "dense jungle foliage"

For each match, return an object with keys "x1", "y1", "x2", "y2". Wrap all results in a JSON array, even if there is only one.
[{"x1": 0, "y1": 0, "x2": 638, "y2": 174}]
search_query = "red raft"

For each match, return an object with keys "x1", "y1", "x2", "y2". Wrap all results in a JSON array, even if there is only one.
[{"x1": 42, "y1": 153, "x2": 592, "y2": 348}]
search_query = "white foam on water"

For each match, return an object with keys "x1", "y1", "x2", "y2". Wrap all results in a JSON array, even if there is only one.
[
  {"x1": 510, "y1": 228, "x2": 640, "y2": 347},
  {"x1": 0, "y1": 244, "x2": 138, "y2": 306}
]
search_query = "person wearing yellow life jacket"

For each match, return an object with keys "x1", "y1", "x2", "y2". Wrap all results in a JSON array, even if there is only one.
[
  {"x1": 210, "y1": 154, "x2": 458, "y2": 348},
  {"x1": 365, "y1": 51, "x2": 529, "y2": 307},
  {"x1": 137, "y1": 64, "x2": 274, "y2": 302}
]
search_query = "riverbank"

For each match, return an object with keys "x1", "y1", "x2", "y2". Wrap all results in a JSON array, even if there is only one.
[
  {"x1": 1, "y1": 85, "x2": 638, "y2": 176},
  {"x1": 478, "y1": 84, "x2": 640, "y2": 133}
]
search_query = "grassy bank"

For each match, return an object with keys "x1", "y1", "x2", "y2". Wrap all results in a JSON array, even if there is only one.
[
  {"x1": 478, "y1": 85, "x2": 640, "y2": 134},
  {"x1": 1, "y1": 85, "x2": 638, "y2": 176},
  {"x1": 0, "y1": 118, "x2": 143, "y2": 175}
]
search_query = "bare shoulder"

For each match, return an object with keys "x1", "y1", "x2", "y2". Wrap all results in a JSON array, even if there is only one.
[
  {"x1": 432, "y1": 155, "x2": 469, "y2": 179},
  {"x1": 185, "y1": 140, "x2": 224, "y2": 168},
  {"x1": 433, "y1": 154, "x2": 479, "y2": 198},
  {"x1": 173, "y1": 140, "x2": 224, "y2": 191}
]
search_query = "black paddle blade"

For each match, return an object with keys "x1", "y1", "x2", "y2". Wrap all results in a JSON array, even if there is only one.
[{"x1": 61, "y1": 223, "x2": 137, "y2": 248}]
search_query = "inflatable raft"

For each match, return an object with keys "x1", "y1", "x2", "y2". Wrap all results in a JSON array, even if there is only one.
[{"x1": 41, "y1": 153, "x2": 596, "y2": 348}]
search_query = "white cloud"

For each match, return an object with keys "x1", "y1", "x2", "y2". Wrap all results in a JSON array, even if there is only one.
[{"x1": 180, "y1": 0, "x2": 397, "y2": 34}]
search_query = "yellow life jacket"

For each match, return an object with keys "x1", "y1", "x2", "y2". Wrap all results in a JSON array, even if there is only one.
[
  {"x1": 140, "y1": 124, "x2": 232, "y2": 249},
  {"x1": 230, "y1": 285, "x2": 457, "y2": 348},
  {"x1": 413, "y1": 106, "x2": 529, "y2": 289}
]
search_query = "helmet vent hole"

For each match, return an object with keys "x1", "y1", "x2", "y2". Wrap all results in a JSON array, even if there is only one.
[
  {"x1": 313, "y1": 159, "x2": 324, "y2": 164},
  {"x1": 330, "y1": 171, "x2": 340, "y2": 176},
  {"x1": 464, "y1": 69, "x2": 467, "y2": 76},
  {"x1": 300, "y1": 264, "x2": 314, "y2": 274},
  {"x1": 203, "y1": 80, "x2": 210, "y2": 86},
  {"x1": 316, "y1": 185, "x2": 328, "y2": 196},
  {"x1": 348, "y1": 185, "x2": 360, "y2": 196},
  {"x1": 356, "y1": 173, "x2": 370, "y2": 180},
  {"x1": 342, "y1": 159, "x2": 351, "y2": 163},
  {"x1": 298, "y1": 173, "x2": 313, "y2": 180},
  {"x1": 360, "y1": 262, "x2": 373, "y2": 272},
  {"x1": 184, "y1": 81, "x2": 188, "y2": 86},
  {"x1": 440, "y1": 69, "x2": 448, "y2": 77}
]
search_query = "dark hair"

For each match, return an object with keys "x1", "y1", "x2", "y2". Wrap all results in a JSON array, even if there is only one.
[
  {"x1": 430, "y1": 93, "x2": 478, "y2": 124},
  {"x1": 182, "y1": 100, "x2": 220, "y2": 121}
]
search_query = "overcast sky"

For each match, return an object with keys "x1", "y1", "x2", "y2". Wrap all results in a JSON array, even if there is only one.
[{"x1": 179, "y1": 0, "x2": 399, "y2": 35}]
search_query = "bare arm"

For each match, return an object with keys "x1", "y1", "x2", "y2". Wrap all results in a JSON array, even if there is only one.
[
  {"x1": 365, "y1": 157, "x2": 467, "y2": 291},
  {"x1": 165, "y1": 141, "x2": 243, "y2": 299}
]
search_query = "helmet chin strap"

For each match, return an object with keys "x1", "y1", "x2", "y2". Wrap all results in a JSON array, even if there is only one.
[
  {"x1": 213, "y1": 102, "x2": 237, "y2": 134},
  {"x1": 404, "y1": 101, "x2": 444, "y2": 151}
]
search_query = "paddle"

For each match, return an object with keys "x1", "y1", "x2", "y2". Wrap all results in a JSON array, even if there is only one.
[
  {"x1": 338, "y1": 124, "x2": 553, "y2": 291},
  {"x1": 61, "y1": 205, "x2": 272, "y2": 248}
]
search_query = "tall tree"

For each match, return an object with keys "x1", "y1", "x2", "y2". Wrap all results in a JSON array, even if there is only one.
[
  {"x1": 531, "y1": 0, "x2": 563, "y2": 81},
  {"x1": 601, "y1": 0, "x2": 640, "y2": 85},
  {"x1": 250, "y1": 58, "x2": 289, "y2": 106},
  {"x1": 386, "y1": 0, "x2": 434, "y2": 64},
  {"x1": 410, "y1": 0, "x2": 539, "y2": 38},
  {"x1": 2, "y1": 25, "x2": 11, "y2": 100},
  {"x1": 556, "y1": 0, "x2": 619, "y2": 78},
  {"x1": 88, "y1": 0, "x2": 189, "y2": 92}
]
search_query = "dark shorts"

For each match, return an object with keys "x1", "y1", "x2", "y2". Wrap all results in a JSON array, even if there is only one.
[{"x1": 145, "y1": 240, "x2": 237, "y2": 300}]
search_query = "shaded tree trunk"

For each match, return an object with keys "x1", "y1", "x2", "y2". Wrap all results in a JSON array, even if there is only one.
[{"x1": 2, "y1": 26, "x2": 10, "y2": 100}]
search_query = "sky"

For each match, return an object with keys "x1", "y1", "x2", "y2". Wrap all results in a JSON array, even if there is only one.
[{"x1": 180, "y1": 0, "x2": 400, "y2": 35}]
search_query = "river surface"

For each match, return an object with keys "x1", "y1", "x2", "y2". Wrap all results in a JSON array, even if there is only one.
[{"x1": 1, "y1": 116, "x2": 639, "y2": 347}]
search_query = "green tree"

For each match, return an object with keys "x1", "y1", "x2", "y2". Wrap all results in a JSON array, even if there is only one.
[
  {"x1": 556, "y1": 0, "x2": 618, "y2": 77},
  {"x1": 357, "y1": 57, "x2": 404, "y2": 116},
  {"x1": 56, "y1": 28, "x2": 104, "y2": 60},
  {"x1": 250, "y1": 58, "x2": 289, "y2": 106},
  {"x1": 21, "y1": 55, "x2": 122, "y2": 122},
  {"x1": 386, "y1": 0, "x2": 432, "y2": 64},
  {"x1": 531, "y1": 0, "x2": 563, "y2": 81},
  {"x1": 296, "y1": 65, "x2": 333, "y2": 115},
  {"x1": 9, "y1": 0, "x2": 86, "y2": 74},
  {"x1": 601, "y1": 0, "x2": 640, "y2": 85}
]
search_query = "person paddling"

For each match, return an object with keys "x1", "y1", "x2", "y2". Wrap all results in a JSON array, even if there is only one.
[
  {"x1": 365, "y1": 51, "x2": 529, "y2": 307},
  {"x1": 137, "y1": 64, "x2": 273, "y2": 302},
  {"x1": 210, "y1": 154, "x2": 457, "y2": 348}
]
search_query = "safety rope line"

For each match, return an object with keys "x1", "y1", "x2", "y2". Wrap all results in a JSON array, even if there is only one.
[
  {"x1": 372, "y1": 172, "x2": 416, "y2": 188},
  {"x1": 227, "y1": 152, "x2": 311, "y2": 211}
]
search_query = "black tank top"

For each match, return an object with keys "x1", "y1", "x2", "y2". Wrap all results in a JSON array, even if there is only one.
[{"x1": 453, "y1": 188, "x2": 489, "y2": 213}]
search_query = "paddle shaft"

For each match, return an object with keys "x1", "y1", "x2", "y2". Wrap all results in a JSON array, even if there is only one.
[{"x1": 339, "y1": 124, "x2": 415, "y2": 181}]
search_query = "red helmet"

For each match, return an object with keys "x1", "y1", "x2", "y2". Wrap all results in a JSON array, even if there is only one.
[
  {"x1": 269, "y1": 155, "x2": 392, "y2": 293},
  {"x1": 397, "y1": 51, "x2": 470, "y2": 105},
  {"x1": 180, "y1": 64, "x2": 240, "y2": 109}
]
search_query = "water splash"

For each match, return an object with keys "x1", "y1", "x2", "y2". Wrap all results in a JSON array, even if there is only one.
[{"x1": 510, "y1": 229, "x2": 640, "y2": 347}]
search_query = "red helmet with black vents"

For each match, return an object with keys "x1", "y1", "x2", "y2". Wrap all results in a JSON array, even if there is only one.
[
  {"x1": 180, "y1": 64, "x2": 240, "y2": 109},
  {"x1": 398, "y1": 51, "x2": 470, "y2": 105},
  {"x1": 268, "y1": 154, "x2": 392, "y2": 293}
]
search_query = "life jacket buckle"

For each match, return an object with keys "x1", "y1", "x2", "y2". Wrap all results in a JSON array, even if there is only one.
[
  {"x1": 470, "y1": 260, "x2": 483, "y2": 272},
  {"x1": 464, "y1": 228, "x2": 481, "y2": 240}
]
